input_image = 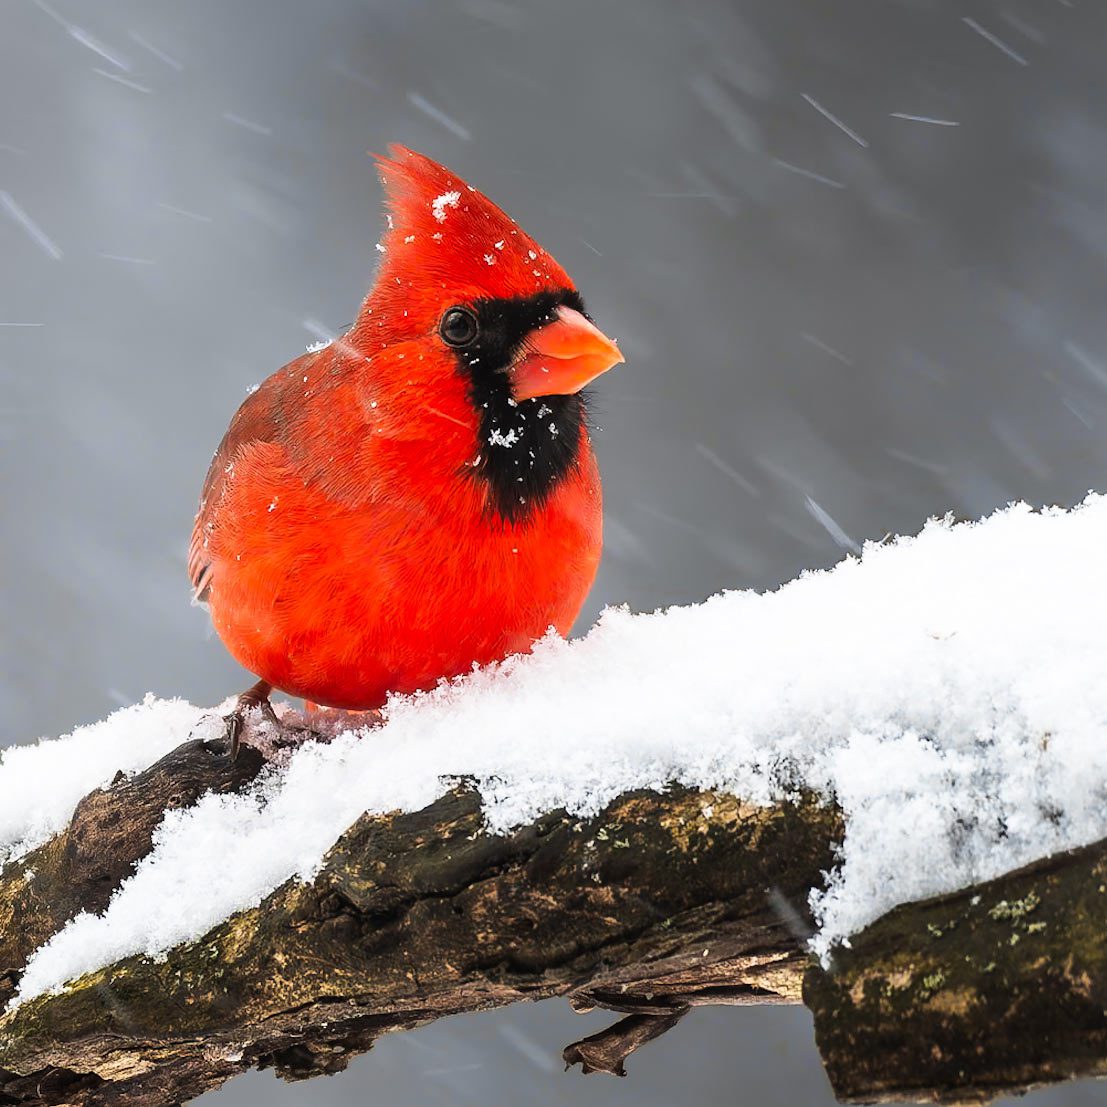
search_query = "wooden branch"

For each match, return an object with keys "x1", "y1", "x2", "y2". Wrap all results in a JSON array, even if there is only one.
[
  {"x1": 0, "y1": 739, "x2": 265, "y2": 1011},
  {"x1": 2, "y1": 727, "x2": 1107, "y2": 1107},
  {"x1": 562, "y1": 1010, "x2": 688, "y2": 1076},
  {"x1": 803, "y1": 836, "x2": 1107, "y2": 1103},
  {"x1": 0, "y1": 732, "x2": 839, "y2": 1106}
]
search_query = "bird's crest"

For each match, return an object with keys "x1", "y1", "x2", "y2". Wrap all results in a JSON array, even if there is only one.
[{"x1": 372, "y1": 145, "x2": 573, "y2": 300}]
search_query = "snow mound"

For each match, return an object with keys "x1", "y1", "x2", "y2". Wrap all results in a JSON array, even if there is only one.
[
  {"x1": 0, "y1": 696, "x2": 213, "y2": 863},
  {"x1": 11, "y1": 496, "x2": 1107, "y2": 1005}
]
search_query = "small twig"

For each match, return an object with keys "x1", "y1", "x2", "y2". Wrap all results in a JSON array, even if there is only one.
[{"x1": 563, "y1": 1010, "x2": 689, "y2": 1076}]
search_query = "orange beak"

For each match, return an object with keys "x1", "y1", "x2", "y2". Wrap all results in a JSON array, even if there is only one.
[{"x1": 510, "y1": 305, "x2": 624, "y2": 402}]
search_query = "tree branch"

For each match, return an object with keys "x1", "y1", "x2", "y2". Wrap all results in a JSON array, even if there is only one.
[
  {"x1": 0, "y1": 733, "x2": 838, "y2": 1106},
  {"x1": 803, "y1": 836, "x2": 1107, "y2": 1103},
  {"x1": 1, "y1": 729, "x2": 1105, "y2": 1106}
]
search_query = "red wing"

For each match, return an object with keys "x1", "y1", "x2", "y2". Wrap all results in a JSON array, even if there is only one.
[{"x1": 188, "y1": 385, "x2": 282, "y2": 604}]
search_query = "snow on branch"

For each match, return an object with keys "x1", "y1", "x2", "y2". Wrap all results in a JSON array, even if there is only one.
[{"x1": 3, "y1": 496, "x2": 1107, "y2": 1104}]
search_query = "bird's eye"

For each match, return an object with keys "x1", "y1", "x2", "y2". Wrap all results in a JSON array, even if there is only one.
[{"x1": 439, "y1": 307, "x2": 479, "y2": 348}]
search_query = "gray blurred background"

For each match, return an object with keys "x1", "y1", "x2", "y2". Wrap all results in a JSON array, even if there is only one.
[{"x1": 3, "y1": 0, "x2": 1107, "y2": 1102}]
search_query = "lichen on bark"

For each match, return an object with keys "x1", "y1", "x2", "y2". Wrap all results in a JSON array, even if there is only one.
[{"x1": 804, "y1": 838, "x2": 1107, "y2": 1103}]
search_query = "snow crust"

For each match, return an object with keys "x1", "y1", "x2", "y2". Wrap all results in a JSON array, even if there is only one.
[{"x1": 11, "y1": 496, "x2": 1107, "y2": 1004}]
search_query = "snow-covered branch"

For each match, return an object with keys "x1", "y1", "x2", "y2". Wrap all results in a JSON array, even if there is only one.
[
  {"x1": 0, "y1": 733, "x2": 839, "y2": 1105},
  {"x1": 4, "y1": 731, "x2": 1107, "y2": 1107},
  {"x1": 807, "y1": 834, "x2": 1107, "y2": 1103},
  {"x1": 4, "y1": 496, "x2": 1107, "y2": 1103}
]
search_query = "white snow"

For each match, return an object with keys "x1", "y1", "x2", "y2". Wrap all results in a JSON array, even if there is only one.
[
  {"x1": 0, "y1": 696, "x2": 213, "y2": 863},
  {"x1": 430, "y1": 190, "x2": 461, "y2": 223},
  {"x1": 11, "y1": 496, "x2": 1107, "y2": 1004},
  {"x1": 488, "y1": 427, "x2": 520, "y2": 448}
]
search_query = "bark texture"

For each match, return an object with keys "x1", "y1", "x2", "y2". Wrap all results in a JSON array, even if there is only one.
[
  {"x1": 0, "y1": 729, "x2": 1105, "y2": 1107},
  {"x1": 803, "y1": 837, "x2": 1107, "y2": 1103}
]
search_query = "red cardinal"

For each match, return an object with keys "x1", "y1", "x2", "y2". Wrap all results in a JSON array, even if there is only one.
[{"x1": 188, "y1": 146, "x2": 623, "y2": 752}]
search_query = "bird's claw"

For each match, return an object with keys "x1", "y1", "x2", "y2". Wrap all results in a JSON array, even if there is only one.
[
  {"x1": 221, "y1": 679, "x2": 276, "y2": 762},
  {"x1": 220, "y1": 682, "x2": 326, "y2": 761},
  {"x1": 225, "y1": 708, "x2": 246, "y2": 762}
]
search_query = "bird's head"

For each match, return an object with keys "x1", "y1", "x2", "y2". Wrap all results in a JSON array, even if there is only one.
[{"x1": 357, "y1": 145, "x2": 623, "y2": 406}]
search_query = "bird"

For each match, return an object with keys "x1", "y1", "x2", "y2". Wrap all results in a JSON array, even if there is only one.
[{"x1": 188, "y1": 146, "x2": 624, "y2": 755}]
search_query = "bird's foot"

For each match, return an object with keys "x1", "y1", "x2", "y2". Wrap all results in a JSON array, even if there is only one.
[
  {"x1": 204, "y1": 686, "x2": 376, "y2": 763},
  {"x1": 222, "y1": 679, "x2": 276, "y2": 761},
  {"x1": 303, "y1": 701, "x2": 385, "y2": 737}
]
